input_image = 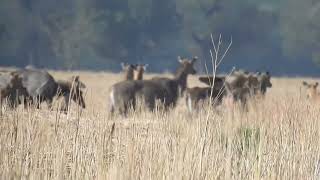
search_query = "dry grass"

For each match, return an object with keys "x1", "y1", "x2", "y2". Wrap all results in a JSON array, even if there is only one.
[{"x1": 0, "y1": 71, "x2": 320, "y2": 180}]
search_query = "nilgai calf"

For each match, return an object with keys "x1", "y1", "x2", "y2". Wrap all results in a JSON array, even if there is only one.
[
  {"x1": 185, "y1": 75, "x2": 225, "y2": 112},
  {"x1": 15, "y1": 69, "x2": 86, "y2": 111},
  {"x1": 109, "y1": 56, "x2": 197, "y2": 115},
  {"x1": 302, "y1": 81, "x2": 320, "y2": 101}
]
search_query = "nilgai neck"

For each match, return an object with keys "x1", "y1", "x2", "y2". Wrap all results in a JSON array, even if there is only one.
[
  {"x1": 173, "y1": 56, "x2": 198, "y2": 94},
  {"x1": 121, "y1": 63, "x2": 136, "y2": 80},
  {"x1": 134, "y1": 64, "x2": 148, "y2": 80}
]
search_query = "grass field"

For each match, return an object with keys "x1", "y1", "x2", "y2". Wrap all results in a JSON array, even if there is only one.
[{"x1": 0, "y1": 71, "x2": 320, "y2": 179}]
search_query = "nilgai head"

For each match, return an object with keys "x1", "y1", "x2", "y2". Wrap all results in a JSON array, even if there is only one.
[
  {"x1": 175, "y1": 56, "x2": 198, "y2": 94},
  {"x1": 63, "y1": 76, "x2": 86, "y2": 109},
  {"x1": 0, "y1": 72, "x2": 24, "y2": 107},
  {"x1": 134, "y1": 64, "x2": 148, "y2": 80},
  {"x1": 177, "y1": 56, "x2": 197, "y2": 75},
  {"x1": 121, "y1": 62, "x2": 136, "y2": 80},
  {"x1": 302, "y1": 81, "x2": 319, "y2": 99},
  {"x1": 0, "y1": 72, "x2": 22, "y2": 97},
  {"x1": 256, "y1": 71, "x2": 272, "y2": 94}
]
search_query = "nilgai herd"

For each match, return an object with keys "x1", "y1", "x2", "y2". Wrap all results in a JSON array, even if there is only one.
[{"x1": 0, "y1": 56, "x2": 317, "y2": 116}]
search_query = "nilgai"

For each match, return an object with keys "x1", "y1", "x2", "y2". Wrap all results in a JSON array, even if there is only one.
[
  {"x1": 302, "y1": 81, "x2": 320, "y2": 101},
  {"x1": 134, "y1": 64, "x2": 148, "y2": 80},
  {"x1": 15, "y1": 69, "x2": 86, "y2": 111},
  {"x1": 185, "y1": 75, "x2": 225, "y2": 112},
  {"x1": 109, "y1": 56, "x2": 197, "y2": 115},
  {"x1": 121, "y1": 63, "x2": 136, "y2": 80},
  {"x1": 0, "y1": 72, "x2": 24, "y2": 108}
]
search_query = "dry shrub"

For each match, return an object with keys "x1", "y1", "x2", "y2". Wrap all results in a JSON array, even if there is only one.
[{"x1": 0, "y1": 73, "x2": 319, "y2": 179}]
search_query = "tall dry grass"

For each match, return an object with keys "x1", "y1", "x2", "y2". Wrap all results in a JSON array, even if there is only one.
[{"x1": 0, "y1": 71, "x2": 319, "y2": 179}]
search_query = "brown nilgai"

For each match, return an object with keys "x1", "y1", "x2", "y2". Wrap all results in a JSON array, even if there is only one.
[
  {"x1": 186, "y1": 75, "x2": 225, "y2": 113},
  {"x1": 109, "y1": 56, "x2": 197, "y2": 115},
  {"x1": 134, "y1": 64, "x2": 148, "y2": 80},
  {"x1": 224, "y1": 69, "x2": 273, "y2": 106}
]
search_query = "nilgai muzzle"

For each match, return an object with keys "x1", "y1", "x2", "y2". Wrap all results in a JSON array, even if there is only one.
[
  {"x1": 109, "y1": 56, "x2": 198, "y2": 115},
  {"x1": 15, "y1": 69, "x2": 86, "y2": 111}
]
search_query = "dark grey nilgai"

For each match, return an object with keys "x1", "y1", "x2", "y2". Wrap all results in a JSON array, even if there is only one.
[{"x1": 15, "y1": 69, "x2": 86, "y2": 111}]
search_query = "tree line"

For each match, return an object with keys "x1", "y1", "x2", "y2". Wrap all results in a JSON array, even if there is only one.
[{"x1": 0, "y1": 0, "x2": 319, "y2": 75}]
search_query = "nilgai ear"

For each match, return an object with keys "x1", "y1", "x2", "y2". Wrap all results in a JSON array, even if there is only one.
[
  {"x1": 121, "y1": 62, "x2": 126, "y2": 69},
  {"x1": 191, "y1": 56, "x2": 198, "y2": 63},
  {"x1": 143, "y1": 64, "x2": 149, "y2": 70},
  {"x1": 178, "y1": 56, "x2": 183, "y2": 63},
  {"x1": 315, "y1": 82, "x2": 319, "y2": 87},
  {"x1": 302, "y1": 81, "x2": 308, "y2": 86}
]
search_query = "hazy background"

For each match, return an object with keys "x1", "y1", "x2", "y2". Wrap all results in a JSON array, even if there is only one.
[{"x1": 0, "y1": 0, "x2": 319, "y2": 76}]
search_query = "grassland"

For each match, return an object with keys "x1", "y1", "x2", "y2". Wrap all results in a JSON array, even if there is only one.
[{"x1": 0, "y1": 71, "x2": 319, "y2": 179}]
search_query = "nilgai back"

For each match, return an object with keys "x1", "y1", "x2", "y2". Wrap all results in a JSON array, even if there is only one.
[{"x1": 186, "y1": 75, "x2": 225, "y2": 112}]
